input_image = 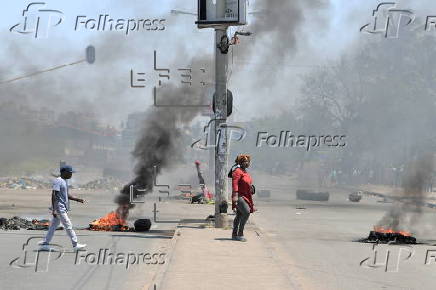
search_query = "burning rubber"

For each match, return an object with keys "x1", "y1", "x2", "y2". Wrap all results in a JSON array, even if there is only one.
[{"x1": 360, "y1": 227, "x2": 417, "y2": 244}]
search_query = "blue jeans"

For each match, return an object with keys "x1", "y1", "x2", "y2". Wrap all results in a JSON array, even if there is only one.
[{"x1": 232, "y1": 197, "x2": 250, "y2": 237}]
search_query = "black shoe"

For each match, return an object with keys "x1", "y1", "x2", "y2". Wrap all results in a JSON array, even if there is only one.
[{"x1": 232, "y1": 234, "x2": 238, "y2": 240}]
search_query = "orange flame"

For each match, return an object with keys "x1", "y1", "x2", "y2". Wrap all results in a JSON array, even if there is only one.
[
  {"x1": 32, "y1": 219, "x2": 50, "y2": 227},
  {"x1": 373, "y1": 226, "x2": 412, "y2": 237},
  {"x1": 89, "y1": 211, "x2": 129, "y2": 231}
]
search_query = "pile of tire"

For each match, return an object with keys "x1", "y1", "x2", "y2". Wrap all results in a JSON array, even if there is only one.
[
  {"x1": 134, "y1": 219, "x2": 152, "y2": 232},
  {"x1": 348, "y1": 192, "x2": 362, "y2": 202},
  {"x1": 296, "y1": 189, "x2": 329, "y2": 201}
]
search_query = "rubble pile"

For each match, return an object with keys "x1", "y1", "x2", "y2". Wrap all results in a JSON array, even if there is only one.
[
  {"x1": 0, "y1": 217, "x2": 53, "y2": 230},
  {"x1": 79, "y1": 177, "x2": 123, "y2": 190},
  {"x1": 0, "y1": 177, "x2": 51, "y2": 190}
]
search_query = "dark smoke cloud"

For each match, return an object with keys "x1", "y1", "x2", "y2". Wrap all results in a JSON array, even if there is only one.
[
  {"x1": 111, "y1": 0, "x2": 330, "y2": 210},
  {"x1": 116, "y1": 56, "x2": 212, "y2": 212},
  {"x1": 377, "y1": 154, "x2": 434, "y2": 233},
  {"x1": 233, "y1": 0, "x2": 329, "y2": 83}
]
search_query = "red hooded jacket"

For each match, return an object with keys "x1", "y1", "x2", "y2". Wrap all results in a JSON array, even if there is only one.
[{"x1": 232, "y1": 167, "x2": 254, "y2": 213}]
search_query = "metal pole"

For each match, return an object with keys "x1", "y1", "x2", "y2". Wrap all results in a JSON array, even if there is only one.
[
  {"x1": 214, "y1": 1, "x2": 229, "y2": 228},
  {"x1": 153, "y1": 202, "x2": 159, "y2": 222}
]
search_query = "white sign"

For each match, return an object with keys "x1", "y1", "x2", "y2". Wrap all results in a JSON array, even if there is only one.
[{"x1": 197, "y1": 0, "x2": 247, "y2": 28}]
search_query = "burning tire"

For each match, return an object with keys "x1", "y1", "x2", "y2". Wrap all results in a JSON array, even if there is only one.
[
  {"x1": 361, "y1": 229, "x2": 417, "y2": 244},
  {"x1": 296, "y1": 190, "x2": 329, "y2": 201},
  {"x1": 134, "y1": 219, "x2": 152, "y2": 232}
]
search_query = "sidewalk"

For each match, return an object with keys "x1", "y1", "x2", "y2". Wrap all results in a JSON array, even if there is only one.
[{"x1": 149, "y1": 201, "x2": 296, "y2": 290}]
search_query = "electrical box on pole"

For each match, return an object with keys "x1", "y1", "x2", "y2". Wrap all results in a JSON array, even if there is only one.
[{"x1": 196, "y1": 0, "x2": 247, "y2": 28}]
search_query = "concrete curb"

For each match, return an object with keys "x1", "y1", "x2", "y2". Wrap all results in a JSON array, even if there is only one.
[{"x1": 145, "y1": 227, "x2": 181, "y2": 290}]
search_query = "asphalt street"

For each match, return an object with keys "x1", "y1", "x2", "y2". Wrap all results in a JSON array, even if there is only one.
[
  {"x1": 251, "y1": 180, "x2": 436, "y2": 290},
  {"x1": 0, "y1": 189, "x2": 180, "y2": 290},
  {"x1": 4, "y1": 174, "x2": 436, "y2": 290}
]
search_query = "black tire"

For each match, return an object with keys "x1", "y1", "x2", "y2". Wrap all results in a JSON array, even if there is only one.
[
  {"x1": 296, "y1": 190, "x2": 329, "y2": 201},
  {"x1": 191, "y1": 194, "x2": 203, "y2": 204},
  {"x1": 348, "y1": 193, "x2": 362, "y2": 202},
  {"x1": 134, "y1": 219, "x2": 152, "y2": 232}
]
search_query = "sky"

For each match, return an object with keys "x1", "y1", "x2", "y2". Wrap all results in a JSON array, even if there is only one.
[{"x1": 1, "y1": 0, "x2": 435, "y2": 125}]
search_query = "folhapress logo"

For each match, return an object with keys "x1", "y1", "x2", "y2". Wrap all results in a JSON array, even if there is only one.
[
  {"x1": 10, "y1": 2, "x2": 64, "y2": 39},
  {"x1": 10, "y1": 2, "x2": 167, "y2": 38}
]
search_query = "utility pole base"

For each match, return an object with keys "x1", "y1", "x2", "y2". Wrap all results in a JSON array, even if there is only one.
[{"x1": 214, "y1": 213, "x2": 232, "y2": 228}]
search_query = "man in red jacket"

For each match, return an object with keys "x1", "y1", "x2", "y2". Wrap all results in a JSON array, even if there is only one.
[{"x1": 231, "y1": 154, "x2": 254, "y2": 242}]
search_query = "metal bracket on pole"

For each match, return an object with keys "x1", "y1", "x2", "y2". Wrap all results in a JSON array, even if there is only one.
[
  {"x1": 153, "y1": 203, "x2": 159, "y2": 222},
  {"x1": 217, "y1": 35, "x2": 230, "y2": 54}
]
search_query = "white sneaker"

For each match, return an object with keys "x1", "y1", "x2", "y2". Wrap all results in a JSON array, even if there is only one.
[
  {"x1": 37, "y1": 241, "x2": 46, "y2": 245},
  {"x1": 39, "y1": 244, "x2": 52, "y2": 251},
  {"x1": 73, "y1": 243, "x2": 87, "y2": 251}
]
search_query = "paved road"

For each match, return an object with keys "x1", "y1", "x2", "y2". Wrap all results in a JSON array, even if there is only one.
[
  {"x1": 251, "y1": 182, "x2": 436, "y2": 290},
  {"x1": 0, "y1": 189, "x2": 183, "y2": 290}
]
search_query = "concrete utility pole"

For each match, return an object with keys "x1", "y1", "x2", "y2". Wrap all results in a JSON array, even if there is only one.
[{"x1": 214, "y1": 1, "x2": 229, "y2": 228}]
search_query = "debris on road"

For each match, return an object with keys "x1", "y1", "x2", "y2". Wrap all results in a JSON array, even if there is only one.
[
  {"x1": 0, "y1": 177, "x2": 51, "y2": 190},
  {"x1": 0, "y1": 216, "x2": 61, "y2": 230},
  {"x1": 191, "y1": 193, "x2": 204, "y2": 204},
  {"x1": 79, "y1": 177, "x2": 123, "y2": 191}
]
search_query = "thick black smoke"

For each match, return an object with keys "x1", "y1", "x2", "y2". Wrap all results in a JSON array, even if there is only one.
[{"x1": 116, "y1": 59, "x2": 211, "y2": 212}]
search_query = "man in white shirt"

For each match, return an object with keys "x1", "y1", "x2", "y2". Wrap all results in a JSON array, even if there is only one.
[{"x1": 39, "y1": 165, "x2": 87, "y2": 251}]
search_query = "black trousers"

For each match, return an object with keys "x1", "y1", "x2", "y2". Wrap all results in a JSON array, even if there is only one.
[{"x1": 232, "y1": 197, "x2": 250, "y2": 237}]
